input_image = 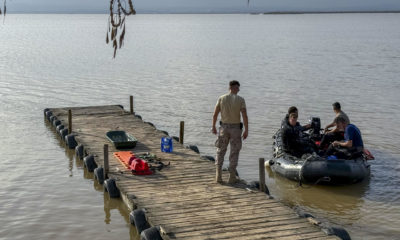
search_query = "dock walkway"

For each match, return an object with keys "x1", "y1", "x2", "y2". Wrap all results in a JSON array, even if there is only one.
[{"x1": 46, "y1": 105, "x2": 339, "y2": 240}]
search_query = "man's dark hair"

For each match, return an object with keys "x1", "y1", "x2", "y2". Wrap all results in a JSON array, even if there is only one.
[
  {"x1": 229, "y1": 80, "x2": 240, "y2": 87},
  {"x1": 288, "y1": 106, "x2": 298, "y2": 114},
  {"x1": 334, "y1": 116, "x2": 347, "y2": 124},
  {"x1": 332, "y1": 102, "x2": 341, "y2": 110}
]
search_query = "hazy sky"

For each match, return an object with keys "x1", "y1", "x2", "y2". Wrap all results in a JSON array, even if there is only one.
[{"x1": 8, "y1": 0, "x2": 400, "y2": 13}]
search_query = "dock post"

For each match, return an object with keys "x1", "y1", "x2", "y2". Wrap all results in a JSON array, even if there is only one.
[
  {"x1": 68, "y1": 109, "x2": 72, "y2": 134},
  {"x1": 104, "y1": 144, "x2": 109, "y2": 179},
  {"x1": 179, "y1": 121, "x2": 184, "y2": 144},
  {"x1": 259, "y1": 158, "x2": 266, "y2": 192},
  {"x1": 130, "y1": 95, "x2": 134, "y2": 114}
]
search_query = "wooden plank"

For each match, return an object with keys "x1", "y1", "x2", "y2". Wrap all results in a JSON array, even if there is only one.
[
  {"x1": 146, "y1": 205, "x2": 294, "y2": 223},
  {"x1": 169, "y1": 216, "x2": 306, "y2": 234},
  {"x1": 152, "y1": 213, "x2": 298, "y2": 229},
  {"x1": 173, "y1": 222, "x2": 318, "y2": 238}
]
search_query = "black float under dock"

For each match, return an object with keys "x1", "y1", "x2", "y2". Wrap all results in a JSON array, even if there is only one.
[{"x1": 44, "y1": 105, "x2": 340, "y2": 240}]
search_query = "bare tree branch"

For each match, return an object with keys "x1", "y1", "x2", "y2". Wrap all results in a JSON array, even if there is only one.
[{"x1": 107, "y1": 0, "x2": 136, "y2": 58}]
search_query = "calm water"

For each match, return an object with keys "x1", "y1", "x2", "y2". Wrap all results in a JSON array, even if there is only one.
[{"x1": 1, "y1": 14, "x2": 400, "y2": 240}]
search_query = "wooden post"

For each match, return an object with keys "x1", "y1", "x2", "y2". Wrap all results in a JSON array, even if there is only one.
[
  {"x1": 68, "y1": 109, "x2": 72, "y2": 134},
  {"x1": 179, "y1": 121, "x2": 184, "y2": 144},
  {"x1": 130, "y1": 95, "x2": 134, "y2": 114},
  {"x1": 104, "y1": 144, "x2": 109, "y2": 179},
  {"x1": 259, "y1": 158, "x2": 266, "y2": 192}
]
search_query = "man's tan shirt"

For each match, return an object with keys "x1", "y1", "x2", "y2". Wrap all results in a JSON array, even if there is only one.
[{"x1": 216, "y1": 93, "x2": 246, "y2": 124}]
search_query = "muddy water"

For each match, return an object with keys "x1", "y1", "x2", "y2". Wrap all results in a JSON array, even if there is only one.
[{"x1": 1, "y1": 14, "x2": 400, "y2": 239}]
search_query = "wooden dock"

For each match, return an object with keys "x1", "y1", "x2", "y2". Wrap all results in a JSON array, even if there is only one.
[{"x1": 45, "y1": 105, "x2": 340, "y2": 240}]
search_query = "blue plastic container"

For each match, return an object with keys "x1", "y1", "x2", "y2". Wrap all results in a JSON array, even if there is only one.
[{"x1": 161, "y1": 137, "x2": 173, "y2": 153}]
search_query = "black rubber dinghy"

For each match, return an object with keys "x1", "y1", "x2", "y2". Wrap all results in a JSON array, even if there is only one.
[{"x1": 268, "y1": 129, "x2": 371, "y2": 185}]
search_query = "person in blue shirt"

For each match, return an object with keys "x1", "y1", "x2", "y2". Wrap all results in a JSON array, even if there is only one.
[{"x1": 324, "y1": 116, "x2": 364, "y2": 158}]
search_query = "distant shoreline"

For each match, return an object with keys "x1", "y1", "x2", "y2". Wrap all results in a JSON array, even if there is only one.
[
  {"x1": 6, "y1": 11, "x2": 400, "y2": 15},
  {"x1": 257, "y1": 11, "x2": 400, "y2": 14}
]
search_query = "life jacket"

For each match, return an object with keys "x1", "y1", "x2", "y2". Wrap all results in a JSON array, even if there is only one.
[{"x1": 129, "y1": 156, "x2": 153, "y2": 175}]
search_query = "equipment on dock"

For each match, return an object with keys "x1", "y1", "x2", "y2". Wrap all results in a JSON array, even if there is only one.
[
  {"x1": 113, "y1": 151, "x2": 169, "y2": 175},
  {"x1": 269, "y1": 129, "x2": 372, "y2": 185},
  {"x1": 130, "y1": 157, "x2": 153, "y2": 175},
  {"x1": 161, "y1": 137, "x2": 173, "y2": 152},
  {"x1": 106, "y1": 130, "x2": 138, "y2": 149}
]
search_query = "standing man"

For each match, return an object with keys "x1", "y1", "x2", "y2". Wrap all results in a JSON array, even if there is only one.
[{"x1": 212, "y1": 80, "x2": 248, "y2": 184}]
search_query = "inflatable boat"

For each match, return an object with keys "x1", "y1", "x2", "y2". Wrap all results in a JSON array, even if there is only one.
[{"x1": 267, "y1": 124, "x2": 372, "y2": 185}]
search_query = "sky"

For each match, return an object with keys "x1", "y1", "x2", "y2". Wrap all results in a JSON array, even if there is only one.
[{"x1": 7, "y1": 0, "x2": 400, "y2": 13}]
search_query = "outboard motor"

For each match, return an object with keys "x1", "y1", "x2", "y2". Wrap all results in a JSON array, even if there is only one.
[{"x1": 309, "y1": 117, "x2": 321, "y2": 140}]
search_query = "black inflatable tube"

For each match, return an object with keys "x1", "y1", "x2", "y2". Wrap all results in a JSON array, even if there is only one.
[
  {"x1": 53, "y1": 120, "x2": 61, "y2": 127},
  {"x1": 295, "y1": 206, "x2": 351, "y2": 240},
  {"x1": 94, "y1": 167, "x2": 104, "y2": 184},
  {"x1": 65, "y1": 134, "x2": 77, "y2": 149},
  {"x1": 131, "y1": 209, "x2": 149, "y2": 233},
  {"x1": 141, "y1": 226, "x2": 162, "y2": 240},
  {"x1": 201, "y1": 155, "x2": 215, "y2": 162},
  {"x1": 144, "y1": 121, "x2": 155, "y2": 128},
  {"x1": 51, "y1": 116, "x2": 58, "y2": 125},
  {"x1": 60, "y1": 129, "x2": 69, "y2": 140},
  {"x1": 83, "y1": 155, "x2": 97, "y2": 172},
  {"x1": 56, "y1": 124, "x2": 64, "y2": 132},
  {"x1": 46, "y1": 111, "x2": 53, "y2": 121},
  {"x1": 322, "y1": 226, "x2": 351, "y2": 240},
  {"x1": 187, "y1": 145, "x2": 200, "y2": 154},
  {"x1": 104, "y1": 179, "x2": 120, "y2": 198},
  {"x1": 49, "y1": 116, "x2": 56, "y2": 123},
  {"x1": 172, "y1": 136, "x2": 179, "y2": 142},
  {"x1": 75, "y1": 144, "x2": 84, "y2": 160},
  {"x1": 247, "y1": 180, "x2": 270, "y2": 195},
  {"x1": 160, "y1": 130, "x2": 169, "y2": 136}
]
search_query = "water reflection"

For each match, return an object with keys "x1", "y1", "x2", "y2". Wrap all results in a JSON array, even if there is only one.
[
  {"x1": 65, "y1": 147, "x2": 75, "y2": 177},
  {"x1": 266, "y1": 166, "x2": 370, "y2": 223},
  {"x1": 45, "y1": 117, "x2": 141, "y2": 240},
  {"x1": 75, "y1": 154, "x2": 85, "y2": 169},
  {"x1": 103, "y1": 191, "x2": 140, "y2": 240}
]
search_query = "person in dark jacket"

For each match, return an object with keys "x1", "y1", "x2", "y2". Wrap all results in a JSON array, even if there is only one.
[
  {"x1": 281, "y1": 106, "x2": 310, "y2": 131},
  {"x1": 281, "y1": 112, "x2": 314, "y2": 158}
]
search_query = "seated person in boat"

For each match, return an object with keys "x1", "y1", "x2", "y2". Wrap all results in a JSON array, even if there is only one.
[
  {"x1": 281, "y1": 106, "x2": 310, "y2": 131},
  {"x1": 319, "y1": 102, "x2": 350, "y2": 149},
  {"x1": 325, "y1": 116, "x2": 364, "y2": 159},
  {"x1": 281, "y1": 112, "x2": 315, "y2": 158}
]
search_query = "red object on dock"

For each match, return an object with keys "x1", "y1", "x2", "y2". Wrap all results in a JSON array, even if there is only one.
[
  {"x1": 114, "y1": 151, "x2": 135, "y2": 169},
  {"x1": 130, "y1": 158, "x2": 153, "y2": 175},
  {"x1": 113, "y1": 151, "x2": 153, "y2": 174}
]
